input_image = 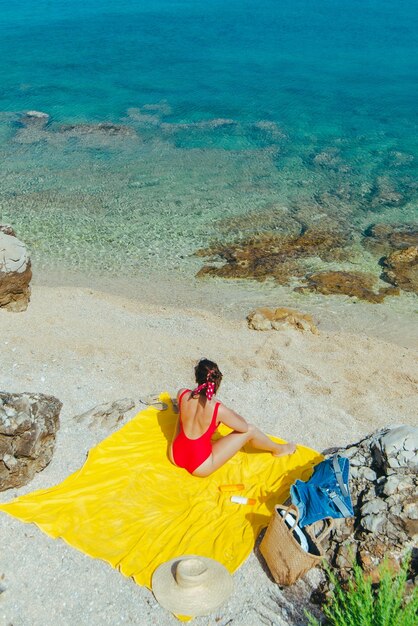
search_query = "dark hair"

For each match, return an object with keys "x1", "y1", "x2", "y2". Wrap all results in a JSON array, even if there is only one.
[{"x1": 192, "y1": 358, "x2": 223, "y2": 397}]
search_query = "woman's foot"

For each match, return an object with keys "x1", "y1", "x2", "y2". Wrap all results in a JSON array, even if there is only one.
[{"x1": 272, "y1": 442, "x2": 297, "y2": 457}]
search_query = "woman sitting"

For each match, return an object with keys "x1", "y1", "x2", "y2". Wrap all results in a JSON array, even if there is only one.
[{"x1": 169, "y1": 358, "x2": 296, "y2": 477}]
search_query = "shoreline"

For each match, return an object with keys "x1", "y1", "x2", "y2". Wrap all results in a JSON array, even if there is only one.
[
  {"x1": 0, "y1": 280, "x2": 417, "y2": 625},
  {"x1": 33, "y1": 264, "x2": 417, "y2": 349}
]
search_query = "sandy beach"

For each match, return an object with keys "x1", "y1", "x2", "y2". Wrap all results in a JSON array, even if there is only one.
[
  {"x1": 0, "y1": 277, "x2": 416, "y2": 626},
  {"x1": 1, "y1": 0, "x2": 418, "y2": 623}
]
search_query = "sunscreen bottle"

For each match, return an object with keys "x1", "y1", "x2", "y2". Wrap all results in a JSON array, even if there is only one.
[
  {"x1": 230, "y1": 495, "x2": 256, "y2": 505},
  {"x1": 219, "y1": 484, "x2": 245, "y2": 492}
]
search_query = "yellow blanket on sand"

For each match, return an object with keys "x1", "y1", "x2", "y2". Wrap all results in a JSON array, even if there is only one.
[{"x1": 0, "y1": 393, "x2": 321, "y2": 611}]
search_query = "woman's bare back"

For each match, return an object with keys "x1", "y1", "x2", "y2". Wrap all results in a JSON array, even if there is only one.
[{"x1": 177, "y1": 388, "x2": 219, "y2": 439}]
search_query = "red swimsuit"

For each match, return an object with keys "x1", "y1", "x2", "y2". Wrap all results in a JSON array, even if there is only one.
[{"x1": 172, "y1": 389, "x2": 220, "y2": 474}]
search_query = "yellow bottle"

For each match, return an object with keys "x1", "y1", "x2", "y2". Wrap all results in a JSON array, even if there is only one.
[{"x1": 219, "y1": 484, "x2": 245, "y2": 492}]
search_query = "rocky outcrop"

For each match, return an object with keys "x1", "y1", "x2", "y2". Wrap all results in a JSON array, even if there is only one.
[
  {"x1": 0, "y1": 392, "x2": 62, "y2": 491},
  {"x1": 196, "y1": 227, "x2": 351, "y2": 285},
  {"x1": 74, "y1": 398, "x2": 135, "y2": 429},
  {"x1": 13, "y1": 111, "x2": 51, "y2": 144},
  {"x1": 57, "y1": 122, "x2": 137, "y2": 138},
  {"x1": 14, "y1": 112, "x2": 138, "y2": 144},
  {"x1": 363, "y1": 223, "x2": 418, "y2": 257},
  {"x1": 311, "y1": 148, "x2": 344, "y2": 172},
  {"x1": 247, "y1": 307, "x2": 319, "y2": 334},
  {"x1": 381, "y1": 247, "x2": 418, "y2": 294},
  {"x1": 368, "y1": 176, "x2": 406, "y2": 209},
  {"x1": 20, "y1": 110, "x2": 50, "y2": 128},
  {"x1": 323, "y1": 425, "x2": 417, "y2": 583},
  {"x1": 296, "y1": 270, "x2": 399, "y2": 303},
  {"x1": 0, "y1": 225, "x2": 17, "y2": 236},
  {"x1": 0, "y1": 227, "x2": 32, "y2": 312}
]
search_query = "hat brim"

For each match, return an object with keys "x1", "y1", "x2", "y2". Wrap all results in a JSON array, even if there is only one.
[{"x1": 152, "y1": 555, "x2": 234, "y2": 616}]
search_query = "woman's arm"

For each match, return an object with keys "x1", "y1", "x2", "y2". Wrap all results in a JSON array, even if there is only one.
[
  {"x1": 216, "y1": 403, "x2": 249, "y2": 433},
  {"x1": 171, "y1": 388, "x2": 188, "y2": 442}
]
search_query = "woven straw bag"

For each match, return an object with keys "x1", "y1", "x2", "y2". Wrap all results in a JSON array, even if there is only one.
[{"x1": 259, "y1": 504, "x2": 333, "y2": 586}]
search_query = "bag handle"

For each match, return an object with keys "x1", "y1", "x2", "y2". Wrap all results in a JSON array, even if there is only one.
[
  {"x1": 274, "y1": 503, "x2": 301, "y2": 526},
  {"x1": 307, "y1": 517, "x2": 334, "y2": 546}
]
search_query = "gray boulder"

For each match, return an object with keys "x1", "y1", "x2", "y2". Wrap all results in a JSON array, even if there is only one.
[
  {"x1": 323, "y1": 425, "x2": 418, "y2": 583},
  {"x1": 373, "y1": 425, "x2": 418, "y2": 469},
  {"x1": 0, "y1": 227, "x2": 32, "y2": 312},
  {"x1": 0, "y1": 392, "x2": 62, "y2": 491}
]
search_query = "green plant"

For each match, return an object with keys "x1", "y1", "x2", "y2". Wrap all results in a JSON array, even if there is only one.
[{"x1": 306, "y1": 554, "x2": 417, "y2": 626}]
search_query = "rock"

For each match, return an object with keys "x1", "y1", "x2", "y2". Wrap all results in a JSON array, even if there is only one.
[
  {"x1": 381, "y1": 247, "x2": 418, "y2": 294},
  {"x1": 360, "y1": 500, "x2": 387, "y2": 516},
  {"x1": 359, "y1": 547, "x2": 400, "y2": 584},
  {"x1": 0, "y1": 225, "x2": 16, "y2": 237},
  {"x1": 20, "y1": 110, "x2": 50, "y2": 128},
  {"x1": 213, "y1": 206, "x2": 302, "y2": 240},
  {"x1": 369, "y1": 176, "x2": 406, "y2": 209},
  {"x1": 363, "y1": 223, "x2": 418, "y2": 257},
  {"x1": 0, "y1": 392, "x2": 62, "y2": 491},
  {"x1": 375, "y1": 426, "x2": 418, "y2": 470},
  {"x1": 334, "y1": 543, "x2": 354, "y2": 569},
  {"x1": 57, "y1": 122, "x2": 137, "y2": 138},
  {"x1": 403, "y1": 500, "x2": 418, "y2": 521},
  {"x1": 196, "y1": 227, "x2": 352, "y2": 286},
  {"x1": 383, "y1": 474, "x2": 403, "y2": 496},
  {"x1": 296, "y1": 271, "x2": 399, "y2": 303},
  {"x1": 0, "y1": 229, "x2": 32, "y2": 312},
  {"x1": 247, "y1": 307, "x2": 319, "y2": 334},
  {"x1": 353, "y1": 466, "x2": 376, "y2": 482},
  {"x1": 251, "y1": 120, "x2": 287, "y2": 140},
  {"x1": 74, "y1": 398, "x2": 135, "y2": 429},
  {"x1": 322, "y1": 425, "x2": 418, "y2": 582},
  {"x1": 312, "y1": 148, "x2": 342, "y2": 170},
  {"x1": 199, "y1": 118, "x2": 236, "y2": 129},
  {"x1": 387, "y1": 150, "x2": 414, "y2": 167}
]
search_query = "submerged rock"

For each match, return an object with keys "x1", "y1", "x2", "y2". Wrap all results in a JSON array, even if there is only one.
[
  {"x1": 196, "y1": 227, "x2": 351, "y2": 285},
  {"x1": 0, "y1": 228, "x2": 32, "y2": 312},
  {"x1": 323, "y1": 425, "x2": 418, "y2": 583},
  {"x1": 387, "y1": 150, "x2": 414, "y2": 167},
  {"x1": 381, "y1": 247, "x2": 418, "y2": 294},
  {"x1": 0, "y1": 225, "x2": 16, "y2": 237},
  {"x1": 368, "y1": 176, "x2": 406, "y2": 209},
  {"x1": 311, "y1": 148, "x2": 342, "y2": 171},
  {"x1": 363, "y1": 222, "x2": 418, "y2": 257},
  {"x1": 251, "y1": 120, "x2": 287, "y2": 140},
  {"x1": 213, "y1": 207, "x2": 302, "y2": 239},
  {"x1": 247, "y1": 307, "x2": 319, "y2": 334},
  {"x1": 0, "y1": 392, "x2": 62, "y2": 491},
  {"x1": 20, "y1": 110, "x2": 50, "y2": 128},
  {"x1": 57, "y1": 122, "x2": 137, "y2": 138},
  {"x1": 13, "y1": 111, "x2": 50, "y2": 144},
  {"x1": 296, "y1": 270, "x2": 400, "y2": 303}
]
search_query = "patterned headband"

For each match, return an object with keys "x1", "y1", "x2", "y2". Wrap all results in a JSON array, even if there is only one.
[{"x1": 192, "y1": 380, "x2": 216, "y2": 401}]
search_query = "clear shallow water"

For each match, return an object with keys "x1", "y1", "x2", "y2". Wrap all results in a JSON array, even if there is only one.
[{"x1": 0, "y1": 0, "x2": 417, "y2": 283}]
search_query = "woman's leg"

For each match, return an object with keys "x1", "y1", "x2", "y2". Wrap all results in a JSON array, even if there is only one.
[
  {"x1": 193, "y1": 424, "x2": 296, "y2": 477},
  {"x1": 246, "y1": 424, "x2": 296, "y2": 456}
]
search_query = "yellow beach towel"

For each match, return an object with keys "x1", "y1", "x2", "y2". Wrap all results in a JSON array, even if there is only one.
[{"x1": 0, "y1": 393, "x2": 321, "y2": 613}]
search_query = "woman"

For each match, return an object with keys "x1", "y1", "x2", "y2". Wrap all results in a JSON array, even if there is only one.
[{"x1": 169, "y1": 358, "x2": 296, "y2": 477}]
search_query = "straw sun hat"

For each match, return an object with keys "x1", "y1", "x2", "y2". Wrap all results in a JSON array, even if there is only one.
[{"x1": 152, "y1": 555, "x2": 234, "y2": 616}]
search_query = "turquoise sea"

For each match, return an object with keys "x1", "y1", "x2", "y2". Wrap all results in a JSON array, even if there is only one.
[{"x1": 0, "y1": 0, "x2": 417, "y2": 290}]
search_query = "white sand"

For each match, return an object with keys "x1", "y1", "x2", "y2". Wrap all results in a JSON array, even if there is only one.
[{"x1": 0, "y1": 282, "x2": 416, "y2": 626}]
